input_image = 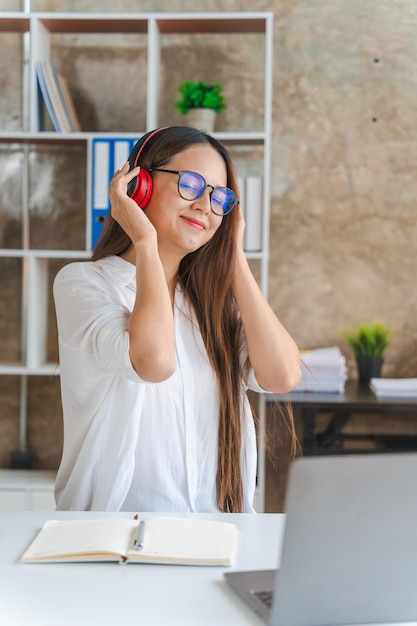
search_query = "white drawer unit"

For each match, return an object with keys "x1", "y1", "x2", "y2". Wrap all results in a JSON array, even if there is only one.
[{"x1": 0, "y1": 470, "x2": 56, "y2": 511}]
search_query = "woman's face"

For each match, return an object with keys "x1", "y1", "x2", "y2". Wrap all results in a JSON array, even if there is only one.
[{"x1": 144, "y1": 144, "x2": 226, "y2": 259}]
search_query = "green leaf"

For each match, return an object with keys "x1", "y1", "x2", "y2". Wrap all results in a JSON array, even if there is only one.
[
  {"x1": 341, "y1": 321, "x2": 391, "y2": 358},
  {"x1": 175, "y1": 80, "x2": 227, "y2": 114}
]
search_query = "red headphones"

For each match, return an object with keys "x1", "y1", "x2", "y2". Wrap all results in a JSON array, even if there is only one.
[{"x1": 128, "y1": 127, "x2": 168, "y2": 208}]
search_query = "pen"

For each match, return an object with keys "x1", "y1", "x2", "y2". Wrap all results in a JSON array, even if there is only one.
[{"x1": 133, "y1": 519, "x2": 146, "y2": 550}]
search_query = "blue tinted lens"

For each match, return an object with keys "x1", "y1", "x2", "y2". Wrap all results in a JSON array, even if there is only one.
[
  {"x1": 178, "y1": 170, "x2": 237, "y2": 215},
  {"x1": 211, "y1": 187, "x2": 238, "y2": 216},
  {"x1": 178, "y1": 171, "x2": 206, "y2": 200}
]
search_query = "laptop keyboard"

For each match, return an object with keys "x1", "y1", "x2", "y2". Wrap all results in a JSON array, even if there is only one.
[{"x1": 253, "y1": 589, "x2": 274, "y2": 609}]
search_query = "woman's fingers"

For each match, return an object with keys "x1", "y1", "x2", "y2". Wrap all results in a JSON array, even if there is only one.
[{"x1": 110, "y1": 163, "x2": 139, "y2": 189}]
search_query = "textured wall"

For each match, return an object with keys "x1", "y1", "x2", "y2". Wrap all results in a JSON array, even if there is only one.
[
  {"x1": 270, "y1": 1, "x2": 417, "y2": 381},
  {"x1": 2, "y1": 0, "x2": 417, "y2": 506}
]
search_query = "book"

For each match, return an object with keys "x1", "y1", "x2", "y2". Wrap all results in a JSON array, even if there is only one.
[
  {"x1": 36, "y1": 61, "x2": 61, "y2": 132},
  {"x1": 56, "y1": 73, "x2": 82, "y2": 132},
  {"x1": 19, "y1": 516, "x2": 239, "y2": 566},
  {"x1": 36, "y1": 61, "x2": 80, "y2": 133},
  {"x1": 41, "y1": 61, "x2": 72, "y2": 132}
]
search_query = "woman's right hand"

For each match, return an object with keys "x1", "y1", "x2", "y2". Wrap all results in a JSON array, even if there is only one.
[
  {"x1": 109, "y1": 165, "x2": 176, "y2": 382},
  {"x1": 108, "y1": 162, "x2": 157, "y2": 245}
]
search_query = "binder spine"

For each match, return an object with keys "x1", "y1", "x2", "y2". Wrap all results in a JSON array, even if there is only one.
[{"x1": 91, "y1": 138, "x2": 137, "y2": 248}]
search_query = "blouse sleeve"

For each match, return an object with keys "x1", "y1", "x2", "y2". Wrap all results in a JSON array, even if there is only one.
[{"x1": 53, "y1": 260, "x2": 145, "y2": 383}]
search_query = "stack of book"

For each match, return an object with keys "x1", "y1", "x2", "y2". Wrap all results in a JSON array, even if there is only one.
[
  {"x1": 370, "y1": 378, "x2": 417, "y2": 398},
  {"x1": 36, "y1": 61, "x2": 81, "y2": 133},
  {"x1": 294, "y1": 346, "x2": 348, "y2": 393}
]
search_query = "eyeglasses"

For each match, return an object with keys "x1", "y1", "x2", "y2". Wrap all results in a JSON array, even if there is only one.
[{"x1": 149, "y1": 168, "x2": 239, "y2": 216}]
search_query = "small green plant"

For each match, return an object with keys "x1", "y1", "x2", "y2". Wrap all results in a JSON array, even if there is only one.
[
  {"x1": 175, "y1": 80, "x2": 227, "y2": 114},
  {"x1": 341, "y1": 321, "x2": 391, "y2": 359}
]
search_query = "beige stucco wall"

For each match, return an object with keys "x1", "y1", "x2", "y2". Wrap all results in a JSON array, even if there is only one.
[{"x1": 270, "y1": 1, "x2": 417, "y2": 381}]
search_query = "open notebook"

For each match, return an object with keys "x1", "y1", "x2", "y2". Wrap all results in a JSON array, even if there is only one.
[
  {"x1": 225, "y1": 453, "x2": 417, "y2": 625},
  {"x1": 20, "y1": 515, "x2": 238, "y2": 566}
]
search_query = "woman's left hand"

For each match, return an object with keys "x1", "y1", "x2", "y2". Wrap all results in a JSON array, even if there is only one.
[{"x1": 232, "y1": 211, "x2": 302, "y2": 393}]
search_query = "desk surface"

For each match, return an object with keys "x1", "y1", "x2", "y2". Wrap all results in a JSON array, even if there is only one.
[
  {"x1": 273, "y1": 380, "x2": 417, "y2": 410},
  {"x1": 0, "y1": 511, "x2": 284, "y2": 626}
]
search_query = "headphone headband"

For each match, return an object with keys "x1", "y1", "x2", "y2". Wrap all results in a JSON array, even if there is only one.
[
  {"x1": 132, "y1": 126, "x2": 169, "y2": 168},
  {"x1": 128, "y1": 126, "x2": 169, "y2": 208}
]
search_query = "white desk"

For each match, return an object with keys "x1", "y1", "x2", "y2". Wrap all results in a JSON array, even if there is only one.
[{"x1": 0, "y1": 511, "x2": 284, "y2": 626}]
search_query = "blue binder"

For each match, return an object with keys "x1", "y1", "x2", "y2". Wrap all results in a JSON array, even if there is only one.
[{"x1": 91, "y1": 137, "x2": 137, "y2": 248}]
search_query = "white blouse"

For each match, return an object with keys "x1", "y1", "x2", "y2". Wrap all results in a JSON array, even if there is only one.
[{"x1": 53, "y1": 255, "x2": 261, "y2": 512}]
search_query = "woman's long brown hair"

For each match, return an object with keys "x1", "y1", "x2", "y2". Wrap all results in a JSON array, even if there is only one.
[{"x1": 93, "y1": 126, "x2": 254, "y2": 512}]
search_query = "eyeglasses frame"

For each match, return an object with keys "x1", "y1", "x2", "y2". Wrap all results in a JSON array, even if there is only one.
[{"x1": 148, "y1": 168, "x2": 239, "y2": 216}]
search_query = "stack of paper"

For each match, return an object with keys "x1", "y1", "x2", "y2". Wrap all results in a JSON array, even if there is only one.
[
  {"x1": 370, "y1": 378, "x2": 417, "y2": 398},
  {"x1": 295, "y1": 346, "x2": 348, "y2": 393}
]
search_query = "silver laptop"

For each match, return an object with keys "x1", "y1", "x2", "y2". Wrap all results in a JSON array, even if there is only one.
[{"x1": 225, "y1": 453, "x2": 417, "y2": 625}]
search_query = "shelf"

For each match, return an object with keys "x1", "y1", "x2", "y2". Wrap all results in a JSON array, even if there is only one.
[
  {"x1": 33, "y1": 12, "x2": 269, "y2": 34},
  {"x1": 0, "y1": 363, "x2": 59, "y2": 375},
  {"x1": 0, "y1": 15, "x2": 30, "y2": 33},
  {"x1": 0, "y1": 131, "x2": 268, "y2": 144},
  {"x1": 0, "y1": 468, "x2": 56, "y2": 489},
  {"x1": 0, "y1": 250, "x2": 91, "y2": 258}
]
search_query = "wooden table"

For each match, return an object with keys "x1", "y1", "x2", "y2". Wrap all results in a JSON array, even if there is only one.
[{"x1": 271, "y1": 381, "x2": 417, "y2": 455}]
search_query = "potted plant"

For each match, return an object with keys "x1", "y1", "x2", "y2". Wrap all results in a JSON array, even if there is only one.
[
  {"x1": 341, "y1": 321, "x2": 391, "y2": 385},
  {"x1": 175, "y1": 80, "x2": 227, "y2": 132}
]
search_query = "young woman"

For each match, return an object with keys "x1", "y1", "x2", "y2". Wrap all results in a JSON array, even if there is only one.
[{"x1": 53, "y1": 126, "x2": 301, "y2": 513}]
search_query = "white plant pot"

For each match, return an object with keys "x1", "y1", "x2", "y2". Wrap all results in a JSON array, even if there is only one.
[{"x1": 185, "y1": 108, "x2": 217, "y2": 132}]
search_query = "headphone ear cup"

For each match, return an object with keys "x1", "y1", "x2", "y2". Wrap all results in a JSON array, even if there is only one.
[{"x1": 128, "y1": 169, "x2": 153, "y2": 209}]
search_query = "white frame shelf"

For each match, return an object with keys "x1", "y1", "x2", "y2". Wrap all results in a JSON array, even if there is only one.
[{"x1": 0, "y1": 10, "x2": 273, "y2": 512}]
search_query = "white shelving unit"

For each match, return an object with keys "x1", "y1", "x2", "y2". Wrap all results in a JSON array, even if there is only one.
[
  {"x1": 0, "y1": 469, "x2": 56, "y2": 510},
  {"x1": 0, "y1": 11, "x2": 273, "y2": 512}
]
